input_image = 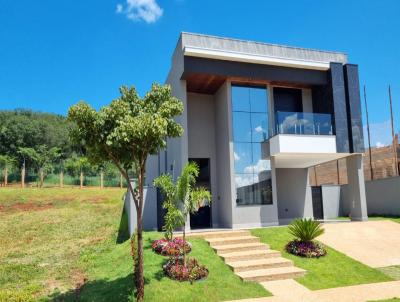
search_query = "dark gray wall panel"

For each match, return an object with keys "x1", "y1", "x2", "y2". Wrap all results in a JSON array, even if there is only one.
[
  {"x1": 183, "y1": 56, "x2": 328, "y2": 86},
  {"x1": 329, "y1": 62, "x2": 350, "y2": 153},
  {"x1": 344, "y1": 64, "x2": 365, "y2": 153}
]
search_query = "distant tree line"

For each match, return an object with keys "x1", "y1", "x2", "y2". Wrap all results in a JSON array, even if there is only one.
[{"x1": 0, "y1": 109, "x2": 125, "y2": 187}]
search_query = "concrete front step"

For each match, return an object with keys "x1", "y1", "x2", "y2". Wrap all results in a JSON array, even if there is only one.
[
  {"x1": 227, "y1": 257, "x2": 293, "y2": 272},
  {"x1": 214, "y1": 242, "x2": 269, "y2": 254},
  {"x1": 220, "y1": 249, "x2": 281, "y2": 262},
  {"x1": 237, "y1": 266, "x2": 306, "y2": 282},
  {"x1": 208, "y1": 235, "x2": 260, "y2": 246},
  {"x1": 185, "y1": 230, "x2": 250, "y2": 239}
]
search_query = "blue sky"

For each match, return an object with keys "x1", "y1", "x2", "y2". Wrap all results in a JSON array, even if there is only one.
[{"x1": 0, "y1": 0, "x2": 399, "y2": 146}]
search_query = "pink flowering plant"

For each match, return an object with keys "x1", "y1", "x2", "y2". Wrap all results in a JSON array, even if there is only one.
[
  {"x1": 163, "y1": 257, "x2": 208, "y2": 283},
  {"x1": 152, "y1": 237, "x2": 192, "y2": 257}
]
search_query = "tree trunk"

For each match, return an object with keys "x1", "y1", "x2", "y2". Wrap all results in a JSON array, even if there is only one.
[
  {"x1": 135, "y1": 167, "x2": 145, "y2": 301},
  {"x1": 40, "y1": 169, "x2": 44, "y2": 188},
  {"x1": 100, "y1": 171, "x2": 104, "y2": 189},
  {"x1": 60, "y1": 171, "x2": 64, "y2": 188},
  {"x1": 4, "y1": 167, "x2": 7, "y2": 187},
  {"x1": 80, "y1": 171, "x2": 83, "y2": 189},
  {"x1": 21, "y1": 167, "x2": 25, "y2": 188},
  {"x1": 120, "y1": 173, "x2": 123, "y2": 188}
]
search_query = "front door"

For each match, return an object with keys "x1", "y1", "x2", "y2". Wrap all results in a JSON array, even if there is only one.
[
  {"x1": 311, "y1": 186, "x2": 324, "y2": 220},
  {"x1": 189, "y1": 158, "x2": 211, "y2": 229}
]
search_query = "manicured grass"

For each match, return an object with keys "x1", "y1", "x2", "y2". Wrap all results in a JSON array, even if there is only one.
[
  {"x1": 368, "y1": 299, "x2": 400, "y2": 302},
  {"x1": 368, "y1": 216, "x2": 400, "y2": 224},
  {"x1": 378, "y1": 266, "x2": 400, "y2": 280},
  {"x1": 53, "y1": 232, "x2": 269, "y2": 302},
  {"x1": 337, "y1": 216, "x2": 400, "y2": 224},
  {"x1": 0, "y1": 188, "x2": 268, "y2": 302},
  {"x1": 251, "y1": 226, "x2": 392, "y2": 290}
]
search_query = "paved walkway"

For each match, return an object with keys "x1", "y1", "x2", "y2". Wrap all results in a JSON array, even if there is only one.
[
  {"x1": 319, "y1": 220, "x2": 400, "y2": 267},
  {"x1": 228, "y1": 279, "x2": 400, "y2": 302}
]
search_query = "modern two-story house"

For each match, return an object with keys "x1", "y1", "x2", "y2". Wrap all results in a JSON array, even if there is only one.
[{"x1": 126, "y1": 32, "x2": 368, "y2": 234}]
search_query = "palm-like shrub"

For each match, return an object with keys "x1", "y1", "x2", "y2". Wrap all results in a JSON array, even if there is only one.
[
  {"x1": 286, "y1": 218, "x2": 326, "y2": 258},
  {"x1": 288, "y1": 218, "x2": 324, "y2": 242}
]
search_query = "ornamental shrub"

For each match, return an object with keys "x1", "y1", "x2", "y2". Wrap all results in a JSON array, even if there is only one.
[{"x1": 288, "y1": 218, "x2": 324, "y2": 242}]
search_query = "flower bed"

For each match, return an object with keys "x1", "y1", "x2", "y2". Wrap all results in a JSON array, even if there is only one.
[
  {"x1": 163, "y1": 257, "x2": 209, "y2": 282},
  {"x1": 286, "y1": 240, "x2": 327, "y2": 258},
  {"x1": 152, "y1": 238, "x2": 192, "y2": 257}
]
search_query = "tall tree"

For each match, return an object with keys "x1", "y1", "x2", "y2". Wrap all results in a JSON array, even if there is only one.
[
  {"x1": 0, "y1": 155, "x2": 16, "y2": 186},
  {"x1": 18, "y1": 145, "x2": 61, "y2": 187},
  {"x1": 67, "y1": 83, "x2": 183, "y2": 300}
]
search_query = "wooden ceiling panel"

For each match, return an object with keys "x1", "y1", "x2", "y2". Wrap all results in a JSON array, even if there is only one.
[{"x1": 185, "y1": 73, "x2": 226, "y2": 94}]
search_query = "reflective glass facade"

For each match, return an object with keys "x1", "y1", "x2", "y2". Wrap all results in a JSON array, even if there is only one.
[{"x1": 231, "y1": 86, "x2": 273, "y2": 205}]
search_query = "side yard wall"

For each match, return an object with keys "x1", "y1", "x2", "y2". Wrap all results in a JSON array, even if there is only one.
[{"x1": 321, "y1": 176, "x2": 400, "y2": 218}]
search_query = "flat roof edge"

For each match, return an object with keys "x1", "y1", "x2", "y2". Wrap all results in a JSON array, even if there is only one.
[{"x1": 180, "y1": 32, "x2": 348, "y2": 65}]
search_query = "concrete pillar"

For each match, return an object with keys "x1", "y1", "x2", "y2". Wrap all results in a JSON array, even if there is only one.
[
  {"x1": 346, "y1": 154, "x2": 368, "y2": 221},
  {"x1": 271, "y1": 157, "x2": 278, "y2": 213}
]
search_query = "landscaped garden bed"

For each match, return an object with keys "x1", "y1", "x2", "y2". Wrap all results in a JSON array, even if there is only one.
[
  {"x1": 286, "y1": 239, "x2": 326, "y2": 258},
  {"x1": 152, "y1": 238, "x2": 192, "y2": 256},
  {"x1": 163, "y1": 257, "x2": 209, "y2": 283},
  {"x1": 285, "y1": 218, "x2": 327, "y2": 258}
]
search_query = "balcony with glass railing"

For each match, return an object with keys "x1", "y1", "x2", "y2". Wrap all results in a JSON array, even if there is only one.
[{"x1": 275, "y1": 111, "x2": 333, "y2": 136}]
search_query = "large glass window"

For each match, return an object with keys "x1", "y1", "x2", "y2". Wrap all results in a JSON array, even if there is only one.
[{"x1": 231, "y1": 85, "x2": 273, "y2": 205}]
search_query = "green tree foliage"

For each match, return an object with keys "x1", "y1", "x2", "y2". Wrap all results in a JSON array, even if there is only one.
[
  {"x1": 0, "y1": 155, "x2": 16, "y2": 170},
  {"x1": 288, "y1": 218, "x2": 325, "y2": 242},
  {"x1": 67, "y1": 83, "x2": 183, "y2": 301},
  {"x1": 154, "y1": 162, "x2": 212, "y2": 267},
  {"x1": 0, "y1": 109, "x2": 72, "y2": 160},
  {"x1": 18, "y1": 145, "x2": 61, "y2": 187},
  {"x1": 64, "y1": 154, "x2": 92, "y2": 176},
  {"x1": 0, "y1": 155, "x2": 17, "y2": 185}
]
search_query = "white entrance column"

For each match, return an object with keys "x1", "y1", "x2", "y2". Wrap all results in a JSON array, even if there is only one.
[{"x1": 346, "y1": 154, "x2": 368, "y2": 221}]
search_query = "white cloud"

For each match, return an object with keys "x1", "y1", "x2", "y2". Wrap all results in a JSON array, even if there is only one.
[
  {"x1": 116, "y1": 4, "x2": 123, "y2": 13},
  {"x1": 234, "y1": 152, "x2": 240, "y2": 161},
  {"x1": 255, "y1": 125, "x2": 263, "y2": 133},
  {"x1": 116, "y1": 0, "x2": 163, "y2": 23},
  {"x1": 376, "y1": 141, "x2": 385, "y2": 148},
  {"x1": 243, "y1": 159, "x2": 270, "y2": 174},
  {"x1": 235, "y1": 174, "x2": 254, "y2": 188}
]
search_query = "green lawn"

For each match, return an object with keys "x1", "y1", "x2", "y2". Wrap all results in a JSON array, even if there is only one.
[
  {"x1": 0, "y1": 188, "x2": 268, "y2": 302},
  {"x1": 368, "y1": 216, "x2": 400, "y2": 224},
  {"x1": 338, "y1": 216, "x2": 400, "y2": 224},
  {"x1": 251, "y1": 227, "x2": 393, "y2": 290},
  {"x1": 378, "y1": 266, "x2": 400, "y2": 280},
  {"x1": 368, "y1": 299, "x2": 400, "y2": 302}
]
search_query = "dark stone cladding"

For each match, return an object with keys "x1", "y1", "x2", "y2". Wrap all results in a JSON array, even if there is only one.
[
  {"x1": 343, "y1": 64, "x2": 365, "y2": 153},
  {"x1": 182, "y1": 56, "x2": 328, "y2": 86},
  {"x1": 328, "y1": 62, "x2": 350, "y2": 153}
]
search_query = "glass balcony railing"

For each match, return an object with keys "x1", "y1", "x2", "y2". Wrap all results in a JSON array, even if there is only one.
[{"x1": 275, "y1": 111, "x2": 333, "y2": 136}]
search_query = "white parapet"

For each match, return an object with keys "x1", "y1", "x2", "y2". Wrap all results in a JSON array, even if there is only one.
[{"x1": 269, "y1": 134, "x2": 337, "y2": 155}]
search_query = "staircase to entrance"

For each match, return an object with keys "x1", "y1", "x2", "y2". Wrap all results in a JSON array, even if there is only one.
[{"x1": 186, "y1": 229, "x2": 306, "y2": 282}]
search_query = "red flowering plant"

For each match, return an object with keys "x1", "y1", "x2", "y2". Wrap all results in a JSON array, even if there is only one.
[
  {"x1": 151, "y1": 237, "x2": 192, "y2": 257},
  {"x1": 163, "y1": 257, "x2": 208, "y2": 283}
]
